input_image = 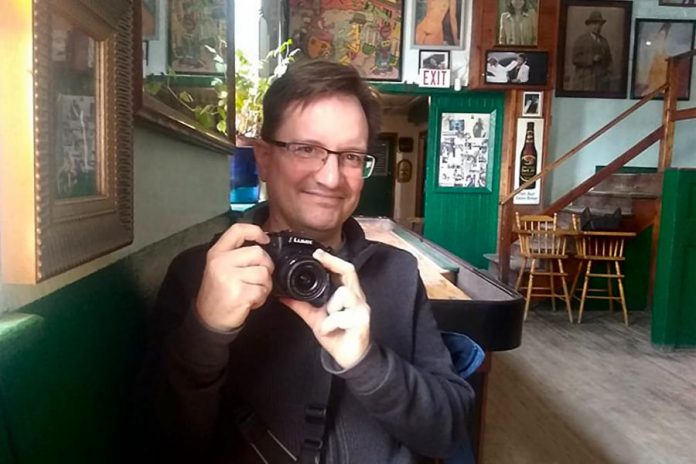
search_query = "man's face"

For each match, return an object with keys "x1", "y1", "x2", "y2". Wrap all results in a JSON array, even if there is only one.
[
  {"x1": 589, "y1": 22, "x2": 602, "y2": 34},
  {"x1": 255, "y1": 95, "x2": 368, "y2": 240}
]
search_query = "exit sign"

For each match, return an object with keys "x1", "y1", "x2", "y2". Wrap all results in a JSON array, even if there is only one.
[{"x1": 419, "y1": 69, "x2": 451, "y2": 88}]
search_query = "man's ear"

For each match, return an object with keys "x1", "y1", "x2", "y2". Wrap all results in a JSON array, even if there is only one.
[{"x1": 252, "y1": 139, "x2": 270, "y2": 182}]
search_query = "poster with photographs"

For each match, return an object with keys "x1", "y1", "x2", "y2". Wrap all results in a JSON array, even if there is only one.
[
  {"x1": 438, "y1": 113, "x2": 491, "y2": 189},
  {"x1": 513, "y1": 118, "x2": 544, "y2": 205}
]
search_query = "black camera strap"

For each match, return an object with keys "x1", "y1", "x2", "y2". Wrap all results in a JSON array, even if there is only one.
[{"x1": 233, "y1": 348, "x2": 334, "y2": 464}]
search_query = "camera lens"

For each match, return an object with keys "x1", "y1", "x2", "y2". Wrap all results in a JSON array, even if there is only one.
[{"x1": 281, "y1": 258, "x2": 329, "y2": 302}]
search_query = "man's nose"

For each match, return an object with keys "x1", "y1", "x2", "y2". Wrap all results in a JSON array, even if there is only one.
[{"x1": 314, "y1": 153, "x2": 341, "y2": 188}]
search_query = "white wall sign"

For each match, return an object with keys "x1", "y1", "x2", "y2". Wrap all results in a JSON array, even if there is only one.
[{"x1": 419, "y1": 68, "x2": 451, "y2": 88}]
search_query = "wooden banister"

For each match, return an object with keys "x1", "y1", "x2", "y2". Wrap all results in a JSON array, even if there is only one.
[
  {"x1": 500, "y1": 83, "x2": 667, "y2": 205},
  {"x1": 673, "y1": 107, "x2": 696, "y2": 121},
  {"x1": 542, "y1": 127, "x2": 664, "y2": 216}
]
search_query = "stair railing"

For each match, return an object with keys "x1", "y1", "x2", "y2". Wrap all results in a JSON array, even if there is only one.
[{"x1": 497, "y1": 49, "x2": 696, "y2": 284}]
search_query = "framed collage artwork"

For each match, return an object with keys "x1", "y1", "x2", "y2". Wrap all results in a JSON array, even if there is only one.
[{"x1": 287, "y1": 0, "x2": 404, "y2": 81}]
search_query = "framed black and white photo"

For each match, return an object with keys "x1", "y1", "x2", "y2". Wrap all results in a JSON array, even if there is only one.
[
  {"x1": 412, "y1": 0, "x2": 466, "y2": 49},
  {"x1": 556, "y1": 0, "x2": 632, "y2": 98},
  {"x1": 497, "y1": 0, "x2": 539, "y2": 46},
  {"x1": 419, "y1": 50, "x2": 450, "y2": 69},
  {"x1": 522, "y1": 91, "x2": 542, "y2": 116},
  {"x1": 437, "y1": 112, "x2": 493, "y2": 191},
  {"x1": 485, "y1": 50, "x2": 549, "y2": 86},
  {"x1": 631, "y1": 19, "x2": 696, "y2": 100}
]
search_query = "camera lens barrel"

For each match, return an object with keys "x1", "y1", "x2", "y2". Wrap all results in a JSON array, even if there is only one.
[{"x1": 276, "y1": 256, "x2": 331, "y2": 307}]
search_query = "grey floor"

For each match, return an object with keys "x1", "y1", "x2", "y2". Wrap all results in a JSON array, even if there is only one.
[{"x1": 482, "y1": 308, "x2": 696, "y2": 464}]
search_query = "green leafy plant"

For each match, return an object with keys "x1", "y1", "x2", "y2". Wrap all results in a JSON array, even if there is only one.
[{"x1": 145, "y1": 40, "x2": 297, "y2": 139}]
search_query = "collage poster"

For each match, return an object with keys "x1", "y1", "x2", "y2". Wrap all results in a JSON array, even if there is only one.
[{"x1": 438, "y1": 113, "x2": 491, "y2": 189}]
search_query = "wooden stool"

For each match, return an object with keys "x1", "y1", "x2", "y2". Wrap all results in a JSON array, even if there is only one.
[
  {"x1": 515, "y1": 213, "x2": 573, "y2": 322},
  {"x1": 570, "y1": 215, "x2": 636, "y2": 326}
]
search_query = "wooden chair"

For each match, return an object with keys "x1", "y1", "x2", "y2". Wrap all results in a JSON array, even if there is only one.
[
  {"x1": 570, "y1": 215, "x2": 636, "y2": 326},
  {"x1": 515, "y1": 213, "x2": 573, "y2": 322}
]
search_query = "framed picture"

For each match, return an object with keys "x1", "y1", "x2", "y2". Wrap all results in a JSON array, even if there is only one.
[
  {"x1": 169, "y1": 0, "x2": 227, "y2": 74},
  {"x1": 513, "y1": 118, "x2": 544, "y2": 205},
  {"x1": 496, "y1": 0, "x2": 539, "y2": 46},
  {"x1": 412, "y1": 0, "x2": 465, "y2": 49},
  {"x1": 485, "y1": 50, "x2": 549, "y2": 85},
  {"x1": 522, "y1": 91, "x2": 543, "y2": 116},
  {"x1": 419, "y1": 50, "x2": 450, "y2": 69},
  {"x1": 288, "y1": 1, "x2": 404, "y2": 81},
  {"x1": 556, "y1": 0, "x2": 632, "y2": 98},
  {"x1": 142, "y1": 0, "x2": 160, "y2": 40},
  {"x1": 659, "y1": 0, "x2": 696, "y2": 6},
  {"x1": 631, "y1": 19, "x2": 696, "y2": 100},
  {"x1": 1, "y1": 0, "x2": 133, "y2": 283},
  {"x1": 437, "y1": 113, "x2": 493, "y2": 190}
]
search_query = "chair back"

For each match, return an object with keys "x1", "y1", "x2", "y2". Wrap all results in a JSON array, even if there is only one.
[
  {"x1": 515, "y1": 213, "x2": 567, "y2": 257},
  {"x1": 571, "y1": 214, "x2": 635, "y2": 260}
]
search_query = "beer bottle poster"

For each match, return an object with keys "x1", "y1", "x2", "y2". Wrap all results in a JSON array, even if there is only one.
[{"x1": 513, "y1": 118, "x2": 543, "y2": 205}]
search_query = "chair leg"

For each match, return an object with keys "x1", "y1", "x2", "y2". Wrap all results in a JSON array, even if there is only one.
[
  {"x1": 606, "y1": 261, "x2": 614, "y2": 313},
  {"x1": 578, "y1": 260, "x2": 593, "y2": 324},
  {"x1": 558, "y1": 259, "x2": 573, "y2": 323},
  {"x1": 549, "y1": 259, "x2": 557, "y2": 312},
  {"x1": 524, "y1": 259, "x2": 536, "y2": 321},
  {"x1": 570, "y1": 260, "x2": 583, "y2": 303},
  {"x1": 515, "y1": 258, "x2": 527, "y2": 291},
  {"x1": 615, "y1": 260, "x2": 629, "y2": 326}
]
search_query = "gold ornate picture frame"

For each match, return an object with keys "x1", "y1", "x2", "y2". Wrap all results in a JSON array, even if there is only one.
[{"x1": 0, "y1": 0, "x2": 134, "y2": 283}]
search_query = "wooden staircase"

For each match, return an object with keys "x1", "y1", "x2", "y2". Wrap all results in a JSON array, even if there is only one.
[{"x1": 494, "y1": 50, "x2": 696, "y2": 300}]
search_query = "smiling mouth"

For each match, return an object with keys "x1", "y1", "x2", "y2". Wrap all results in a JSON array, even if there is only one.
[{"x1": 303, "y1": 191, "x2": 344, "y2": 200}]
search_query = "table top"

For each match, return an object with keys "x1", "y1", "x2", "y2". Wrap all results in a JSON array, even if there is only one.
[{"x1": 357, "y1": 218, "x2": 470, "y2": 301}]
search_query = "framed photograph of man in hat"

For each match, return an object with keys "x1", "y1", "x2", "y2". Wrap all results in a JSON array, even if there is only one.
[{"x1": 556, "y1": 0, "x2": 633, "y2": 98}]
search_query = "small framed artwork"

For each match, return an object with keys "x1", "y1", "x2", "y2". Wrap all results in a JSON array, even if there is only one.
[
  {"x1": 659, "y1": 0, "x2": 696, "y2": 6},
  {"x1": 419, "y1": 50, "x2": 450, "y2": 69},
  {"x1": 288, "y1": 1, "x2": 404, "y2": 81},
  {"x1": 413, "y1": 0, "x2": 465, "y2": 49},
  {"x1": 513, "y1": 118, "x2": 544, "y2": 205},
  {"x1": 169, "y1": 0, "x2": 228, "y2": 74},
  {"x1": 496, "y1": 0, "x2": 540, "y2": 46},
  {"x1": 631, "y1": 19, "x2": 696, "y2": 100},
  {"x1": 437, "y1": 112, "x2": 494, "y2": 191},
  {"x1": 485, "y1": 51, "x2": 549, "y2": 86},
  {"x1": 556, "y1": 0, "x2": 632, "y2": 98},
  {"x1": 522, "y1": 91, "x2": 543, "y2": 117}
]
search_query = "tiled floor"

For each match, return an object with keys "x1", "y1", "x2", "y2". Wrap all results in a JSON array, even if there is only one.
[{"x1": 482, "y1": 309, "x2": 696, "y2": 464}]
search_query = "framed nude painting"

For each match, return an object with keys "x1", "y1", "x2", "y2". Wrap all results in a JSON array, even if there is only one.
[
  {"x1": 556, "y1": 0, "x2": 632, "y2": 98},
  {"x1": 288, "y1": 0, "x2": 404, "y2": 81},
  {"x1": 412, "y1": 0, "x2": 466, "y2": 49}
]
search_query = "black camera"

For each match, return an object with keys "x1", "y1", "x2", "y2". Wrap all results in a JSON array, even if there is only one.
[{"x1": 251, "y1": 231, "x2": 335, "y2": 307}]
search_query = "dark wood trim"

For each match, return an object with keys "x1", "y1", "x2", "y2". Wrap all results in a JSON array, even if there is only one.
[
  {"x1": 136, "y1": 95, "x2": 235, "y2": 154},
  {"x1": 670, "y1": 48, "x2": 696, "y2": 61},
  {"x1": 416, "y1": 130, "x2": 427, "y2": 218},
  {"x1": 380, "y1": 131, "x2": 398, "y2": 219},
  {"x1": 673, "y1": 107, "x2": 696, "y2": 121},
  {"x1": 543, "y1": 127, "x2": 664, "y2": 216}
]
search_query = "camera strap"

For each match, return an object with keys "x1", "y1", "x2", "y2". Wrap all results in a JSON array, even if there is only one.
[{"x1": 233, "y1": 348, "x2": 335, "y2": 464}]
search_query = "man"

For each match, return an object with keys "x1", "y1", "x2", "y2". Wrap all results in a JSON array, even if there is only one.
[
  {"x1": 146, "y1": 60, "x2": 473, "y2": 463},
  {"x1": 508, "y1": 54, "x2": 530, "y2": 83},
  {"x1": 571, "y1": 10, "x2": 613, "y2": 92}
]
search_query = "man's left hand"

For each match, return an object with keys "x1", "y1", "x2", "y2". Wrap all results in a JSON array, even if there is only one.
[{"x1": 282, "y1": 249, "x2": 370, "y2": 369}]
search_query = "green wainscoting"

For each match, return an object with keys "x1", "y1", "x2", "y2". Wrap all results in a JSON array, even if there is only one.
[
  {"x1": 0, "y1": 215, "x2": 229, "y2": 463},
  {"x1": 423, "y1": 92, "x2": 505, "y2": 269},
  {"x1": 652, "y1": 169, "x2": 696, "y2": 348}
]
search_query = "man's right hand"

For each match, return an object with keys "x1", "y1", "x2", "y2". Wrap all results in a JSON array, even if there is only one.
[{"x1": 195, "y1": 223, "x2": 274, "y2": 332}]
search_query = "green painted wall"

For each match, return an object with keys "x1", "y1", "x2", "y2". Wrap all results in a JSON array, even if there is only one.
[
  {"x1": 0, "y1": 215, "x2": 229, "y2": 463},
  {"x1": 423, "y1": 93, "x2": 505, "y2": 269},
  {"x1": 652, "y1": 169, "x2": 696, "y2": 348}
]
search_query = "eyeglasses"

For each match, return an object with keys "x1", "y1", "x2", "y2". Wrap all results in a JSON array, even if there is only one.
[{"x1": 267, "y1": 140, "x2": 376, "y2": 179}]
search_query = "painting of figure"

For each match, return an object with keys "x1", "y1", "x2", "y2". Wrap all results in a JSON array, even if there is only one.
[
  {"x1": 288, "y1": 0, "x2": 403, "y2": 81},
  {"x1": 413, "y1": 0, "x2": 464, "y2": 49}
]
